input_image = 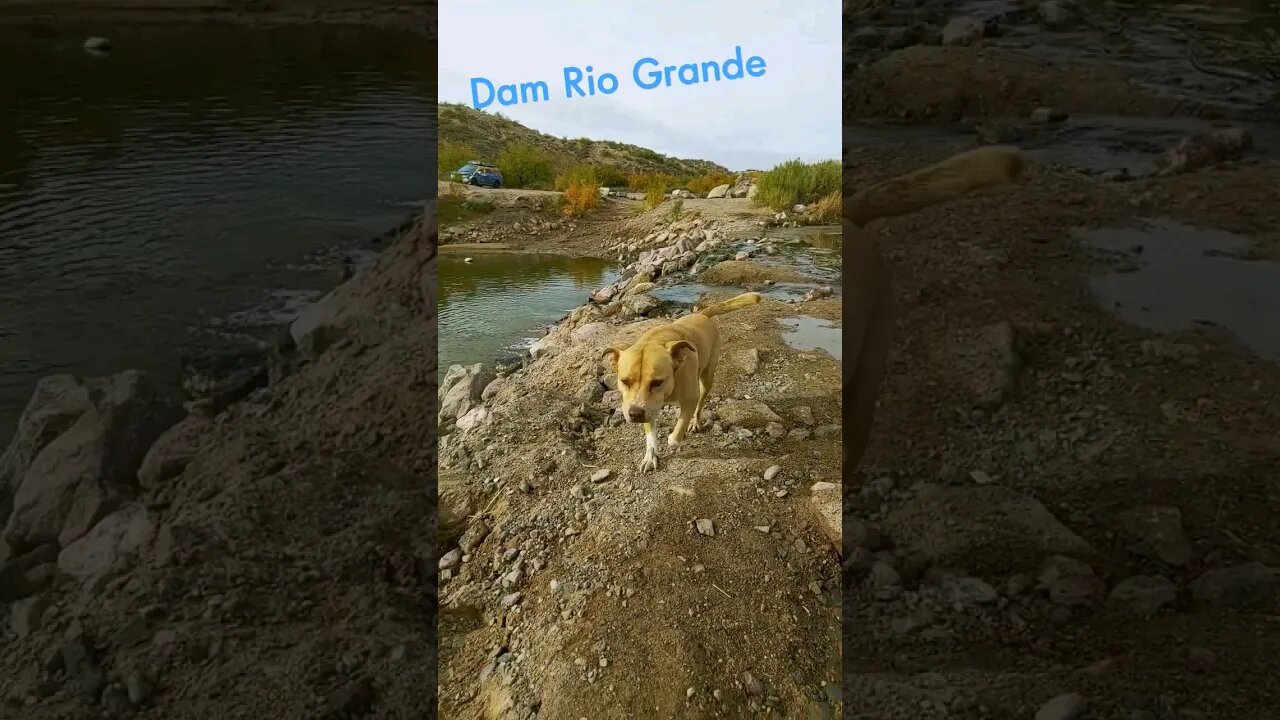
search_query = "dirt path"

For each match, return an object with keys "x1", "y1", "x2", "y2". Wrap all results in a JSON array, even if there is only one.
[{"x1": 437, "y1": 200, "x2": 846, "y2": 717}]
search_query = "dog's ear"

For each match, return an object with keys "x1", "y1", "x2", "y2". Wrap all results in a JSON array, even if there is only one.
[
  {"x1": 601, "y1": 347, "x2": 621, "y2": 369},
  {"x1": 665, "y1": 340, "x2": 696, "y2": 367}
]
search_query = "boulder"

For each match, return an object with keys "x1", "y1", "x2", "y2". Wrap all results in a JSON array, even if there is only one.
[
  {"x1": 807, "y1": 481, "x2": 841, "y2": 552},
  {"x1": 746, "y1": 184, "x2": 759, "y2": 200},
  {"x1": 137, "y1": 415, "x2": 211, "y2": 488},
  {"x1": 57, "y1": 503, "x2": 154, "y2": 582},
  {"x1": 2, "y1": 371, "x2": 178, "y2": 553},
  {"x1": 706, "y1": 184, "x2": 731, "y2": 199},
  {"x1": 1, "y1": 375, "x2": 94, "y2": 519},
  {"x1": 717, "y1": 400, "x2": 783, "y2": 429},
  {"x1": 437, "y1": 364, "x2": 495, "y2": 423},
  {"x1": 1189, "y1": 562, "x2": 1279, "y2": 608},
  {"x1": 883, "y1": 485, "x2": 1093, "y2": 574},
  {"x1": 1157, "y1": 127, "x2": 1254, "y2": 176},
  {"x1": 1117, "y1": 505, "x2": 1192, "y2": 566},
  {"x1": 941, "y1": 16, "x2": 984, "y2": 47}
]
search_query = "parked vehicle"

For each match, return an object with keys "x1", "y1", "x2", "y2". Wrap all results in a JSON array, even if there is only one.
[{"x1": 450, "y1": 161, "x2": 503, "y2": 188}]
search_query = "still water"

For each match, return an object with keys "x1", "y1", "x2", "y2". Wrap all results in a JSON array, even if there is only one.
[
  {"x1": 438, "y1": 253, "x2": 617, "y2": 374},
  {"x1": 0, "y1": 24, "x2": 434, "y2": 442}
]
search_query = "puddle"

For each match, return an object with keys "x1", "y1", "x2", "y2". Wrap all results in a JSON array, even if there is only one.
[
  {"x1": 1081, "y1": 219, "x2": 1280, "y2": 361},
  {"x1": 651, "y1": 282, "x2": 819, "y2": 305},
  {"x1": 778, "y1": 316, "x2": 842, "y2": 360}
]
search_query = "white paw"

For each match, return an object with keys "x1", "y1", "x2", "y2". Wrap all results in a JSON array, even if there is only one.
[{"x1": 639, "y1": 450, "x2": 660, "y2": 473}]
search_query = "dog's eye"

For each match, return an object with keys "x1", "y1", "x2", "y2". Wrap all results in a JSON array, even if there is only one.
[
  {"x1": 619, "y1": 378, "x2": 631, "y2": 387},
  {"x1": 649, "y1": 379, "x2": 663, "y2": 390}
]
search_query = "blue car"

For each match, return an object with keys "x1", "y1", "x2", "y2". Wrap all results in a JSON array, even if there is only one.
[{"x1": 451, "y1": 161, "x2": 503, "y2": 188}]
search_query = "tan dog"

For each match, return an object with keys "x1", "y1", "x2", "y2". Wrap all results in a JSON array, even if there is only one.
[
  {"x1": 843, "y1": 145, "x2": 1027, "y2": 472},
  {"x1": 603, "y1": 292, "x2": 762, "y2": 472}
]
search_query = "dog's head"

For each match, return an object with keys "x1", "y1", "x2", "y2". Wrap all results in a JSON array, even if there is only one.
[{"x1": 602, "y1": 340, "x2": 697, "y2": 424}]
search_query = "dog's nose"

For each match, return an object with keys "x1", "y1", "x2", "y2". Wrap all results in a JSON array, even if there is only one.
[{"x1": 626, "y1": 406, "x2": 646, "y2": 422}]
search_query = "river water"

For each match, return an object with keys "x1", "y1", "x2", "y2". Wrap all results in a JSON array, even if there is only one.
[
  {"x1": 0, "y1": 23, "x2": 434, "y2": 442},
  {"x1": 438, "y1": 252, "x2": 617, "y2": 374}
]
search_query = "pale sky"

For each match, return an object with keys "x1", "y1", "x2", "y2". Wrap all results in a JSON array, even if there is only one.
[{"x1": 438, "y1": 1, "x2": 840, "y2": 171}]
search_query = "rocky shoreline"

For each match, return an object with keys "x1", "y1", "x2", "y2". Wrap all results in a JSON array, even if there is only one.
[{"x1": 0, "y1": 207, "x2": 437, "y2": 718}]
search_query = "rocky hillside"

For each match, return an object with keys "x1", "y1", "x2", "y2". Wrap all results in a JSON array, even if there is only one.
[
  {"x1": 0, "y1": 206, "x2": 438, "y2": 719},
  {"x1": 439, "y1": 102, "x2": 730, "y2": 177}
]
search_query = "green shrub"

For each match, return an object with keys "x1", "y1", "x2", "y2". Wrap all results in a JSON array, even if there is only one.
[
  {"x1": 751, "y1": 159, "x2": 841, "y2": 211},
  {"x1": 438, "y1": 140, "x2": 475, "y2": 178},
  {"x1": 498, "y1": 142, "x2": 556, "y2": 189}
]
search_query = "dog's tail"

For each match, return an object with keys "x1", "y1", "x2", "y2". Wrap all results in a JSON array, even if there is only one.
[
  {"x1": 846, "y1": 145, "x2": 1027, "y2": 227},
  {"x1": 698, "y1": 291, "x2": 763, "y2": 317}
]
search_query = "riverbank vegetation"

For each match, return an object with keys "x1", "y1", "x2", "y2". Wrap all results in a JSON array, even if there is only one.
[{"x1": 751, "y1": 158, "x2": 841, "y2": 216}]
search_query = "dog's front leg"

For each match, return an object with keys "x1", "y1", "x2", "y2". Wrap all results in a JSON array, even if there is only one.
[
  {"x1": 640, "y1": 422, "x2": 660, "y2": 473},
  {"x1": 668, "y1": 403, "x2": 696, "y2": 448}
]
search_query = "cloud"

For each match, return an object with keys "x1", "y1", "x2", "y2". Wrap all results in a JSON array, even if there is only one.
[{"x1": 438, "y1": 1, "x2": 839, "y2": 170}]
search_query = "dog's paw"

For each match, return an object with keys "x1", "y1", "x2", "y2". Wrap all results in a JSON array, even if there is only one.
[
  {"x1": 666, "y1": 431, "x2": 681, "y2": 448},
  {"x1": 639, "y1": 450, "x2": 660, "y2": 473}
]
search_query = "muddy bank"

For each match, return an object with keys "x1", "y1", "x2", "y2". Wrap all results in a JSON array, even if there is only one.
[
  {"x1": 436, "y1": 200, "x2": 845, "y2": 717},
  {"x1": 0, "y1": 208, "x2": 438, "y2": 718}
]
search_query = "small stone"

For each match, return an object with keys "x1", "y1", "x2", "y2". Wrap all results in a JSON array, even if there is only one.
[
  {"x1": 459, "y1": 521, "x2": 491, "y2": 552},
  {"x1": 1108, "y1": 575, "x2": 1178, "y2": 617},
  {"x1": 1118, "y1": 505, "x2": 1192, "y2": 566},
  {"x1": 742, "y1": 671, "x2": 764, "y2": 697},
  {"x1": 947, "y1": 576, "x2": 998, "y2": 605},
  {"x1": 1189, "y1": 562, "x2": 1279, "y2": 608},
  {"x1": 968, "y1": 470, "x2": 994, "y2": 485},
  {"x1": 124, "y1": 669, "x2": 153, "y2": 705},
  {"x1": 590, "y1": 468, "x2": 613, "y2": 483},
  {"x1": 763, "y1": 465, "x2": 782, "y2": 481},
  {"x1": 687, "y1": 687, "x2": 695, "y2": 698},
  {"x1": 1035, "y1": 692, "x2": 1087, "y2": 720},
  {"x1": 696, "y1": 519, "x2": 716, "y2": 537},
  {"x1": 501, "y1": 592, "x2": 522, "y2": 608},
  {"x1": 439, "y1": 548, "x2": 462, "y2": 570},
  {"x1": 869, "y1": 561, "x2": 901, "y2": 588},
  {"x1": 10, "y1": 595, "x2": 49, "y2": 638},
  {"x1": 1031, "y1": 107, "x2": 1069, "y2": 124},
  {"x1": 570, "y1": 484, "x2": 588, "y2": 500}
]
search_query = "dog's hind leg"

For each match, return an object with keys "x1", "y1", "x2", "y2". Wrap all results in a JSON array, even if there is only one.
[{"x1": 640, "y1": 422, "x2": 661, "y2": 473}]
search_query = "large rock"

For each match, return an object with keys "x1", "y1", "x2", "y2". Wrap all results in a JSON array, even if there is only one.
[
  {"x1": 1189, "y1": 562, "x2": 1279, "y2": 608},
  {"x1": 437, "y1": 364, "x2": 495, "y2": 423},
  {"x1": 807, "y1": 481, "x2": 841, "y2": 552},
  {"x1": 1157, "y1": 127, "x2": 1253, "y2": 176},
  {"x1": 137, "y1": 415, "x2": 210, "y2": 488},
  {"x1": 2, "y1": 371, "x2": 178, "y2": 553},
  {"x1": 57, "y1": 503, "x2": 154, "y2": 582},
  {"x1": 883, "y1": 485, "x2": 1093, "y2": 574},
  {"x1": 716, "y1": 400, "x2": 783, "y2": 429},
  {"x1": 700, "y1": 260, "x2": 808, "y2": 286},
  {"x1": 1, "y1": 375, "x2": 94, "y2": 523},
  {"x1": 1117, "y1": 505, "x2": 1192, "y2": 566},
  {"x1": 942, "y1": 321, "x2": 1020, "y2": 408},
  {"x1": 706, "y1": 184, "x2": 731, "y2": 199},
  {"x1": 0, "y1": 543, "x2": 59, "y2": 601},
  {"x1": 941, "y1": 16, "x2": 984, "y2": 46}
]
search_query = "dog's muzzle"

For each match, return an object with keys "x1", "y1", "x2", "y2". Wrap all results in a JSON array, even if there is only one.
[{"x1": 625, "y1": 406, "x2": 647, "y2": 423}]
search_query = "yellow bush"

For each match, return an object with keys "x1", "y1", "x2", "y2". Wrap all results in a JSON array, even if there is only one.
[
  {"x1": 809, "y1": 191, "x2": 841, "y2": 222},
  {"x1": 563, "y1": 181, "x2": 600, "y2": 216},
  {"x1": 687, "y1": 171, "x2": 734, "y2": 197}
]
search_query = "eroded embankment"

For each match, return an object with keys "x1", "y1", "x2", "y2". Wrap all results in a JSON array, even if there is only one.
[{"x1": 0, "y1": 208, "x2": 438, "y2": 719}]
